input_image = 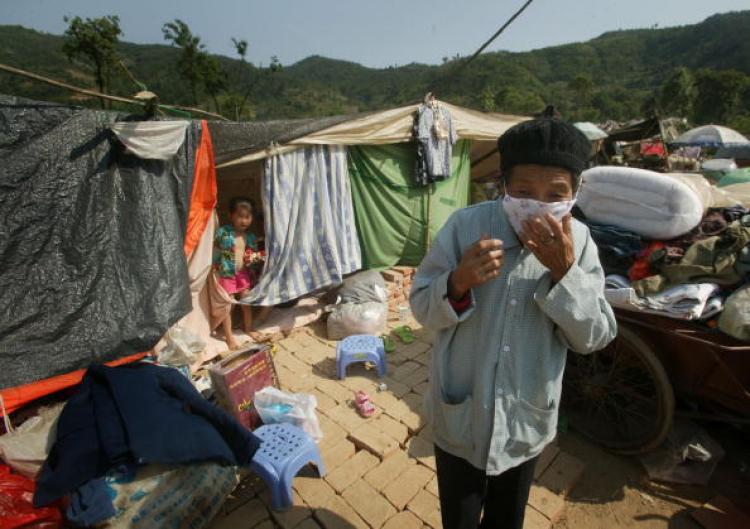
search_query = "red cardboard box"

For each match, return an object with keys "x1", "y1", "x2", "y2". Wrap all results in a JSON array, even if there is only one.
[{"x1": 209, "y1": 345, "x2": 277, "y2": 430}]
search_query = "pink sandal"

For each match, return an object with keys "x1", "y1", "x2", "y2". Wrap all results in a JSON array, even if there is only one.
[{"x1": 354, "y1": 391, "x2": 376, "y2": 418}]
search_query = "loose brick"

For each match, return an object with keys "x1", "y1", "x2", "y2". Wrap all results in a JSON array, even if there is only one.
[
  {"x1": 528, "y1": 484, "x2": 566, "y2": 523},
  {"x1": 318, "y1": 415, "x2": 348, "y2": 447},
  {"x1": 392, "y1": 361, "x2": 421, "y2": 381},
  {"x1": 315, "y1": 495, "x2": 368, "y2": 529},
  {"x1": 342, "y1": 480, "x2": 397, "y2": 529},
  {"x1": 383, "y1": 464, "x2": 434, "y2": 510},
  {"x1": 425, "y1": 475, "x2": 439, "y2": 497},
  {"x1": 211, "y1": 499, "x2": 269, "y2": 529},
  {"x1": 407, "y1": 489, "x2": 442, "y2": 529},
  {"x1": 524, "y1": 506, "x2": 553, "y2": 529},
  {"x1": 325, "y1": 450, "x2": 379, "y2": 493},
  {"x1": 413, "y1": 381, "x2": 430, "y2": 396},
  {"x1": 270, "y1": 490, "x2": 311, "y2": 529},
  {"x1": 324, "y1": 403, "x2": 376, "y2": 431},
  {"x1": 317, "y1": 379, "x2": 355, "y2": 404},
  {"x1": 349, "y1": 422, "x2": 400, "y2": 459},
  {"x1": 533, "y1": 442, "x2": 560, "y2": 480},
  {"x1": 382, "y1": 511, "x2": 424, "y2": 529},
  {"x1": 373, "y1": 414, "x2": 410, "y2": 446},
  {"x1": 364, "y1": 449, "x2": 413, "y2": 491},
  {"x1": 400, "y1": 365, "x2": 429, "y2": 389},
  {"x1": 536, "y1": 452, "x2": 584, "y2": 496},
  {"x1": 294, "y1": 475, "x2": 337, "y2": 509},
  {"x1": 295, "y1": 518, "x2": 322, "y2": 529},
  {"x1": 340, "y1": 375, "x2": 379, "y2": 394},
  {"x1": 380, "y1": 378, "x2": 411, "y2": 398},
  {"x1": 311, "y1": 389, "x2": 338, "y2": 412},
  {"x1": 407, "y1": 436, "x2": 436, "y2": 471},
  {"x1": 320, "y1": 438, "x2": 355, "y2": 473}
]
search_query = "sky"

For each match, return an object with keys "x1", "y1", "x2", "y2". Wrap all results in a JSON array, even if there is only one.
[{"x1": 1, "y1": 0, "x2": 748, "y2": 68}]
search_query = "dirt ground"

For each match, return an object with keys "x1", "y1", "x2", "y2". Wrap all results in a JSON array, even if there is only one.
[{"x1": 555, "y1": 426, "x2": 750, "y2": 529}]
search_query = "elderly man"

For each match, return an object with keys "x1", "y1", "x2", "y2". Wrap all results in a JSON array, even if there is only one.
[{"x1": 410, "y1": 109, "x2": 617, "y2": 529}]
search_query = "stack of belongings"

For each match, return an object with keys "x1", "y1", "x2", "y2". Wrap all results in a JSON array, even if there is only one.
[
  {"x1": 381, "y1": 266, "x2": 416, "y2": 313},
  {"x1": 576, "y1": 166, "x2": 750, "y2": 341},
  {"x1": 0, "y1": 361, "x2": 261, "y2": 529}
]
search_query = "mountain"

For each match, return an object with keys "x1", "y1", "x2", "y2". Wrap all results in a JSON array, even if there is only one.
[{"x1": 1, "y1": 10, "x2": 749, "y2": 126}]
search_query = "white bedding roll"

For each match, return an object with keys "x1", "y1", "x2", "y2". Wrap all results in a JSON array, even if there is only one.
[{"x1": 579, "y1": 166, "x2": 704, "y2": 239}]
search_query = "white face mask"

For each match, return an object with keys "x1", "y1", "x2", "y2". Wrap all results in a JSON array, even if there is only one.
[{"x1": 501, "y1": 193, "x2": 576, "y2": 236}]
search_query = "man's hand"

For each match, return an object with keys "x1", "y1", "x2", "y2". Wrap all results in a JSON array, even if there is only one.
[
  {"x1": 449, "y1": 235, "x2": 504, "y2": 300},
  {"x1": 521, "y1": 213, "x2": 575, "y2": 283}
]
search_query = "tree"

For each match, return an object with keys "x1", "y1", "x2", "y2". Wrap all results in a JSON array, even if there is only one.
[
  {"x1": 62, "y1": 15, "x2": 122, "y2": 108},
  {"x1": 569, "y1": 74, "x2": 593, "y2": 105},
  {"x1": 494, "y1": 86, "x2": 545, "y2": 115},
  {"x1": 162, "y1": 19, "x2": 206, "y2": 105},
  {"x1": 659, "y1": 67, "x2": 695, "y2": 117},
  {"x1": 692, "y1": 69, "x2": 748, "y2": 124}
]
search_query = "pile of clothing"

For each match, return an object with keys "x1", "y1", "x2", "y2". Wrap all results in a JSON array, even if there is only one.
[
  {"x1": 576, "y1": 167, "x2": 750, "y2": 341},
  {"x1": 0, "y1": 362, "x2": 261, "y2": 528}
]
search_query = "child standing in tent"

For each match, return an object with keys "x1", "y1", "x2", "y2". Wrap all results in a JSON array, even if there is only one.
[{"x1": 214, "y1": 196, "x2": 265, "y2": 349}]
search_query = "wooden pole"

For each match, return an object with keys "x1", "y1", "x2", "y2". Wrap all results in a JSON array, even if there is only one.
[{"x1": 0, "y1": 62, "x2": 229, "y2": 121}]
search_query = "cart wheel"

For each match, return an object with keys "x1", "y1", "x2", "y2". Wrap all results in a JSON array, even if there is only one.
[{"x1": 562, "y1": 324, "x2": 675, "y2": 454}]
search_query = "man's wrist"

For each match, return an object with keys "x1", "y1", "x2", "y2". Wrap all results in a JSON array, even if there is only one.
[{"x1": 448, "y1": 271, "x2": 469, "y2": 301}]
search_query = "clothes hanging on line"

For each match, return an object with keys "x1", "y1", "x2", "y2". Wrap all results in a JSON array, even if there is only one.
[{"x1": 413, "y1": 102, "x2": 457, "y2": 186}]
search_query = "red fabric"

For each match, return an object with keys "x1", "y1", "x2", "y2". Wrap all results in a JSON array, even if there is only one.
[
  {"x1": 449, "y1": 292, "x2": 472, "y2": 314},
  {"x1": 628, "y1": 242, "x2": 665, "y2": 281},
  {"x1": 0, "y1": 465, "x2": 62, "y2": 529},
  {"x1": 641, "y1": 141, "x2": 666, "y2": 158},
  {"x1": 184, "y1": 120, "x2": 218, "y2": 258}
]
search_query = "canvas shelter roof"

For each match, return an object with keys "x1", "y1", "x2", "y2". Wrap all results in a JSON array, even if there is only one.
[{"x1": 216, "y1": 102, "x2": 528, "y2": 168}]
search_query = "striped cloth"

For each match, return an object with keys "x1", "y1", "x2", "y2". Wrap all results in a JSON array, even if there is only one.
[{"x1": 244, "y1": 145, "x2": 361, "y2": 305}]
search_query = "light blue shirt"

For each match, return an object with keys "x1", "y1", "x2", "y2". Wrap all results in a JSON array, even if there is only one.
[{"x1": 410, "y1": 200, "x2": 617, "y2": 474}]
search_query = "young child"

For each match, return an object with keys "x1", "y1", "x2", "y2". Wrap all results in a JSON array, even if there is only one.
[{"x1": 214, "y1": 196, "x2": 265, "y2": 349}]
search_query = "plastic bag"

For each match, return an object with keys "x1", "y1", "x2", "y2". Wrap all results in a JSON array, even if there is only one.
[
  {"x1": 157, "y1": 326, "x2": 206, "y2": 367},
  {"x1": 327, "y1": 301, "x2": 388, "y2": 340},
  {"x1": 0, "y1": 465, "x2": 62, "y2": 529},
  {"x1": 338, "y1": 270, "x2": 388, "y2": 305},
  {"x1": 0, "y1": 404, "x2": 63, "y2": 479},
  {"x1": 254, "y1": 387, "x2": 323, "y2": 441}
]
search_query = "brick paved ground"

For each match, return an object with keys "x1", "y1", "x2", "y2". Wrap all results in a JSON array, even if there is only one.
[{"x1": 210, "y1": 311, "x2": 580, "y2": 529}]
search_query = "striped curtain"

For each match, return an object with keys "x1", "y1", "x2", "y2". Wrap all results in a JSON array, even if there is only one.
[{"x1": 244, "y1": 145, "x2": 361, "y2": 305}]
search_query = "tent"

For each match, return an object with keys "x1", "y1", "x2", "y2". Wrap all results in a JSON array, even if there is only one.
[
  {"x1": 214, "y1": 102, "x2": 527, "y2": 269},
  {"x1": 0, "y1": 95, "x2": 526, "y2": 414},
  {"x1": 672, "y1": 125, "x2": 750, "y2": 148},
  {"x1": 574, "y1": 122, "x2": 608, "y2": 141}
]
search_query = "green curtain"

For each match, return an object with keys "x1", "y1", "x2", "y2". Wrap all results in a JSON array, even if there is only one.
[{"x1": 348, "y1": 140, "x2": 471, "y2": 269}]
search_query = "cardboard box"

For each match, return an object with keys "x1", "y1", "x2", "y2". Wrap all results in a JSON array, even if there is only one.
[{"x1": 209, "y1": 345, "x2": 277, "y2": 430}]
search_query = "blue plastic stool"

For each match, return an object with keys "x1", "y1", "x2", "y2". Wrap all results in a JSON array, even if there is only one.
[
  {"x1": 336, "y1": 334, "x2": 387, "y2": 380},
  {"x1": 250, "y1": 423, "x2": 325, "y2": 512}
]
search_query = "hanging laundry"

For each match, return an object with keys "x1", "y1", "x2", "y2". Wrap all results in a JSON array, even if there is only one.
[
  {"x1": 413, "y1": 96, "x2": 457, "y2": 186},
  {"x1": 111, "y1": 120, "x2": 190, "y2": 160}
]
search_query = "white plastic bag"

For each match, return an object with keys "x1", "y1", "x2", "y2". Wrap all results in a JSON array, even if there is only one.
[
  {"x1": 157, "y1": 326, "x2": 205, "y2": 366},
  {"x1": 254, "y1": 387, "x2": 323, "y2": 441},
  {"x1": 0, "y1": 404, "x2": 63, "y2": 478},
  {"x1": 327, "y1": 301, "x2": 388, "y2": 340}
]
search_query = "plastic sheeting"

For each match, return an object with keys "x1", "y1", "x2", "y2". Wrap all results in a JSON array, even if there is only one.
[
  {"x1": 348, "y1": 140, "x2": 471, "y2": 269},
  {"x1": 0, "y1": 96, "x2": 194, "y2": 389}
]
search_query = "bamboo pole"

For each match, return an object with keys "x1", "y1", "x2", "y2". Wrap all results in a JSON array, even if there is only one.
[{"x1": 0, "y1": 62, "x2": 229, "y2": 121}]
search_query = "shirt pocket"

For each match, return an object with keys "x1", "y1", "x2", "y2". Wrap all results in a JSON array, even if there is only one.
[
  {"x1": 507, "y1": 397, "x2": 557, "y2": 457},
  {"x1": 433, "y1": 394, "x2": 475, "y2": 450}
]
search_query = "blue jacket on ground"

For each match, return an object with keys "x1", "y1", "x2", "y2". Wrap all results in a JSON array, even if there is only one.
[{"x1": 34, "y1": 363, "x2": 260, "y2": 506}]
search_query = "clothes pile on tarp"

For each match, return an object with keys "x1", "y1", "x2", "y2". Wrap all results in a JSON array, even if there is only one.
[
  {"x1": 576, "y1": 166, "x2": 750, "y2": 341},
  {"x1": 0, "y1": 361, "x2": 257, "y2": 528}
]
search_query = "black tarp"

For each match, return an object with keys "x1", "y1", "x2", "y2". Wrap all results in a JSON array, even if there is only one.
[{"x1": 0, "y1": 95, "x2": 195, "y2": 389}]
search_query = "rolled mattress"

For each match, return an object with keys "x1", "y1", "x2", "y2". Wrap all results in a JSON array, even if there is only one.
[{"x1": 578, "y1": 166, "x2": 703, "y2": 239}]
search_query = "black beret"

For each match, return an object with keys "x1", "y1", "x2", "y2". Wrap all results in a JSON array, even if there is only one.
[{"x1": 497, "y1": 106, "x2": 591, "y2": 178}]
